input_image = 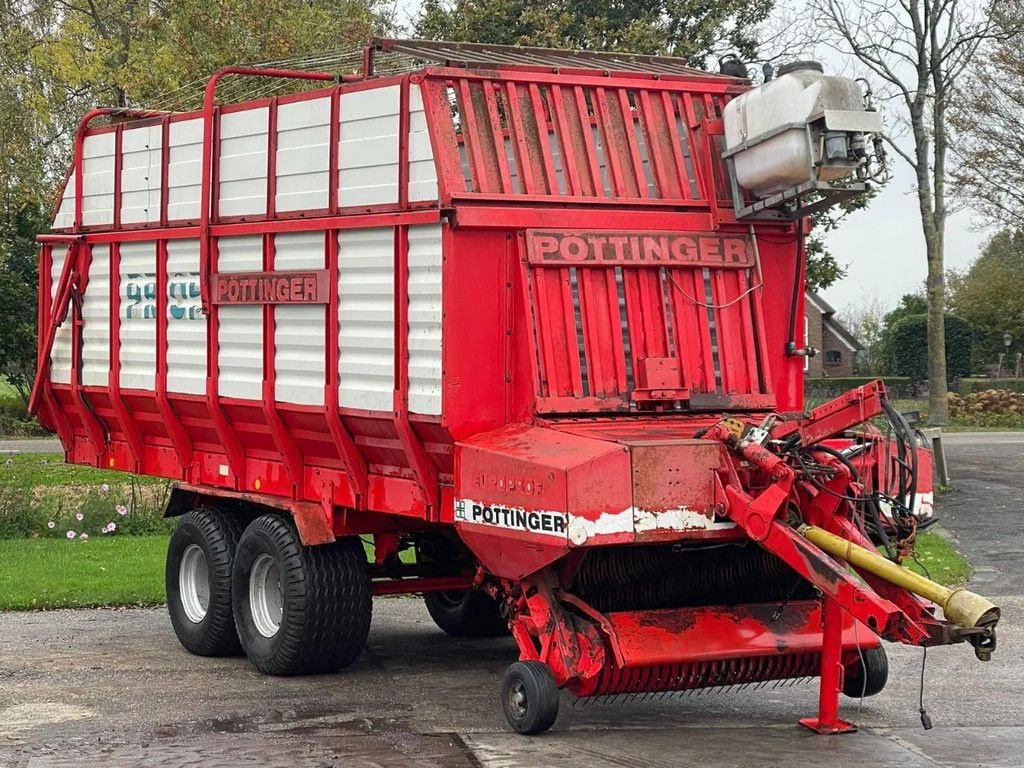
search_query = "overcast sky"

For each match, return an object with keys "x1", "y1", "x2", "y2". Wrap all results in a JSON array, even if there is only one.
[{"x1": 392, "y1": 0, "x2": 992, "y2": 315}]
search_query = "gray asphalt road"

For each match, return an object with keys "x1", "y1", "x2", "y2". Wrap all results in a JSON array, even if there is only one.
[
  {"x1": 936, "y1": 432, "x2": 1024, "y2": 593},
  {"x1": 1, "y1": 597, "x2": 1021, "y2": 768},
  {"x1": 0, "y1": 439, "x2": 61, "y2": 455}
]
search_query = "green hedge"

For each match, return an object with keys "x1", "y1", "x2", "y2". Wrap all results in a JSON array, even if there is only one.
[
  {"x1": 805, "y1": 376, "x2": 915, "y2": 399},
  {"x1": 889, "y1": 314, "x2": 973, "y2": 381},
  {"x1": 959, "y1": 378, "x2": 1024, "y2": 395}
]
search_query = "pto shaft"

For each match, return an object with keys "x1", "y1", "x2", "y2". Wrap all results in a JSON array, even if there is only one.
[{"x1": 798, "y1": 524, "x2": 1000, "y2": 630}]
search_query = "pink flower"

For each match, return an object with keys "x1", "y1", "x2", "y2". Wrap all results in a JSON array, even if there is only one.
[
  {"x1": 66, "y1": 530, "x2": 76, "y2": 539},
  {"x1": 75, "y1": 512, "x2": 84, "y2": 522},
  {"x1": 99, "y1": 483, "x2": 110, "y2": 494},
  {"x1": 79, "y1": 533, "x2": 89, "y2": 541},
  {"x1": 116, "y1": 505, "x2": 128, "y2": 516},
  {"x1": 106, "y1": 522, "x2": 116, "y2": 533},
  {"x1": 47, "y1": 521, "x2": 56, "y2": 529}
]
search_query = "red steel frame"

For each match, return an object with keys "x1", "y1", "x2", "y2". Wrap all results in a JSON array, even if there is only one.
[{"x1": 30, "y1": 53, "x2": 983, "y2": 737}]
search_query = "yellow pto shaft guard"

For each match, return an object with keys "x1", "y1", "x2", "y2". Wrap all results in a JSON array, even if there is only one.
[{"x1": 798, "y1": 524, "x2": 1000, "y2": 630}]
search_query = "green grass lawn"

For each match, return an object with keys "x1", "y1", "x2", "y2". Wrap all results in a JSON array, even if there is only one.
[
  {"x1": 907, "y1": 529, "x2": 973, "y2": 586},
  {"x1": 0, "y1": 528, "x2": 968, "y2": 611},
  {"x1": 0, "y1": 535, "x2": 168, "y2": 610},
  {"x1": 0, "y1": 453, "x2": 170, "y2": 540}
]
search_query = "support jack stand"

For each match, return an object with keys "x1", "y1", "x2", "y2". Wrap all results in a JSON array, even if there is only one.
[{"x1": 800, "y1": 596, "x2": 857, "y2": 735}]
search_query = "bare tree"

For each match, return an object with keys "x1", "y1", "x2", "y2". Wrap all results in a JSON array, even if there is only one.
[
  {"x1": 806, "y1": 0, "x2": 1012, "y2": 424},
  {"x1": 950, "y1": 4, "x2": 1024, "y2": 228},
  {"x1": 839, "y1": 295, "x2": 890, "y2": 375}
]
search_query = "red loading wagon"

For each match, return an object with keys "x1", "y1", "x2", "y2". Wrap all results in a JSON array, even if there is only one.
[{"x1": 31, "y1": 38, "x2": 998, "y2": 735}]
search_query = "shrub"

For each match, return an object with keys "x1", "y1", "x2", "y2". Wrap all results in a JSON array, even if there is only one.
[
  {"x1": 888, "y1": 314, "x2": 973, "y2": 381},
  {"x1": 805, "y1": 375, "x2": 915, "y2": 400}
]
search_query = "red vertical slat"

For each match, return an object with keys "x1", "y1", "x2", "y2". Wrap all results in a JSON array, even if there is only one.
[
  {"x1": 549, "y1": 85, "x2": 581, "y2": 196},
  {"x1": 665, "y1": 267, "x2": 706, "y2": 394},
  {"x1": 530, "y1": 270, "x2": 558, "y2": 396},
  {"x1": 661, "y1": 92, "x2": 691, "y2": 200},
  {"x1": 616, "y1": 90, "x2": 649, "y2": 199},
  {"x1": 636, "y1": 90, "x2": 673, "y2": 199},
  {"x1": 620, "y1": 269, "x2": 647, "y2": 373},
  {"x1": 593, "y1": 88, "x2": 627, "y2": 198},
  {"x1": 578, "y1": 269, "x2": 620, "y2": 396},
  {"x1": 112, "y1": 125, "x2": 123, "y2": 228},
  {"x1": 419, "y1": 79, "x2": 466, "y2": 201},
  {"x1": 573, "y1": 87, "x2": 604, "y2": 197},
  {"x1": 691, "y1": 268, "x2": 717, "y2": 393},
  {"x1": 154, "y1": 239, "x2": 193, "y2": 473},
  {"x1": 456, "y1": 79, "x2": 488, "y2": 192},
  {"x1": 559, "y1": 268, "x2": 584, "y2": 397},
  {"x1": 711, "y1": 269, "x2": 746, "y2": 393},
  {"x1": 732, "y1": 268, "x2": 762, "y2": 391},
  {"x1": 527, "y1": 84, "x2": 560, "y2": 194},
  {"x1": 504, "y1": 82, "x2": 535, "y2": 194},
  {"x1": 482, "y1": 80, "x2": 513, "y2": 193},
  {"x1": 159, "y1": 116, "x2": 170, "y2": 226},
  {"x1": 324, "y1": 230, "x2": 368, "y2": 498},
  {"x1": 329, "y1": 85, "x2": 341, "y2": 212}
]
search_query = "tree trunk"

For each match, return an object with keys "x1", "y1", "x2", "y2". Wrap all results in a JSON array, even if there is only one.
[{"x1": 925, "y1": 233, "x2": 949, "y2": 425}]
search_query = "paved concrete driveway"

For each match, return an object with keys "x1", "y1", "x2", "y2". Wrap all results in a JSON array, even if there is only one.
[
  {"x1": 0, "y1": 432, "x2": 1020, "y2": 767},
  {"x1": 1, "y1": 595, "x2": 1020, "y2": 768},
  {"x1": 937, "y1": 433, "x2": 1024, "y2": 593}
]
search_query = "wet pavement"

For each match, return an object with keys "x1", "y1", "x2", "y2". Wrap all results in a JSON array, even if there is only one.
[
  {"x1": 0, "y1": 431, "x2": 1021, "y2": 767},
  {"x1": 1, "y1": 595, "x2": 1021, "y2": 768},
  {"x1": 938, "y1": 432, "x2": 1024, "y2": 594}
]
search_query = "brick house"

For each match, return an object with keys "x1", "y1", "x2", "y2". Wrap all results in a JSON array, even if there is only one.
[{"x1": 805, "y1": 291, "x2": 862, "y2": 377}]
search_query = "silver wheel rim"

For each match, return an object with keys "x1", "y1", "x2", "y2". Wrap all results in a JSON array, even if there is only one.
[
  {"x1": 179, "y1": 544, "x2": 210, "y2": 624},
  {"x1": 508, "y1": 679, "x2": 528, "y2": 719},
  {"x1": 249, "y1": 553, "x2": 283, "y2": 638}
]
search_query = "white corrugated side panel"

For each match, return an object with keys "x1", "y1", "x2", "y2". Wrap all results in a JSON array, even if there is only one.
[
  {"x1": 274, "y1": 231, "x2": 326, "y2": 405},
  {"x1": 53, "y1": 172, "x2": 76, "y2": 229},
  {"x1": 276, "y1": 97, "x2": 330, "y2": 213},
  {"x1": 408, "y1": 85, "x2": 439, "y2": 202},
  {"x1": 407, "y1": 224, "x2": 443, "y2": 415},
  {"x1": 81, "y1": 244, "x2": 111, "y2": 387},
  {"x1": 120, "y1": 124, "x2": 163, "y2": 225},
  {"x1": 49, "y1": 245, "x2": 73, "y2": 385},
  {"x1": 81, "y1": 133, "x2": 116, "y2": 227},
  {"x1": 339, "y1": 86, "x2": 399, "y2": 207},
  {"x1": 119, "y1": 241, "x2": 157, "y2": 390},
  {"x1": 338, "y1": 228, "x2": 394, "y2": 410},
  {"x1": 166, "y1": 239, "x2": 206, "y2": 395},
  {"x1": 219, "y1": 108, "x2": 268, "y2": 218},
  {"x1": 217, "y1": 235, "x2": 263, "y2": 399},
  {"x1": 167, "y1": 118, "x2": 203, "y2": 221}
]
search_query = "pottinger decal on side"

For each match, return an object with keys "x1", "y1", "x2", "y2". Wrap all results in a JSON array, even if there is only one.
[
  {"x1": 525, "y1": 230, "x2": 755, "y2": 268},
  {"x1": 455, "y1": 499, "x2": 569, "y2": 537},
  {"x1": 211, "y1": 269, "x2": 330, "y2": 305}
]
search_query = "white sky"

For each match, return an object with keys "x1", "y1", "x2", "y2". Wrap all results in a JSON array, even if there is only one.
[{"x1": 391, "y1": 0, "x2": 992, "y2": 313}]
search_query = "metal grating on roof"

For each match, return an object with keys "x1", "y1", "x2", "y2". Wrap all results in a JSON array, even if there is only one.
[{"x1": 371, "y1": 38, "x2": 738, "y2": 79}]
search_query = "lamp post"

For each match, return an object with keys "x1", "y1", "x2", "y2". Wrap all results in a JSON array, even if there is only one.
[{"x1": 999, "y1": 332, "x2": 1013, "y2": 378}]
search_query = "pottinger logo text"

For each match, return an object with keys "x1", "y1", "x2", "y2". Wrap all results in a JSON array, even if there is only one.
[{"x1": 525, "y1": 230, "x2": 754, "y2": 268}]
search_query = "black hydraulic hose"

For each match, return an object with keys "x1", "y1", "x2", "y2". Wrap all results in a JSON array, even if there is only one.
[{"x1": 785, "y1": 219, "x2": 805, "y2": 357}]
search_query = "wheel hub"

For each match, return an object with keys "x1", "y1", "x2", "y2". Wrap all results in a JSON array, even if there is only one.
[
  {"x1": 249, "y1": 552, "x2": 283, "y2": 638},
  {"x1": 179, "y1": 544, "x2": 210, "y2": 623}
]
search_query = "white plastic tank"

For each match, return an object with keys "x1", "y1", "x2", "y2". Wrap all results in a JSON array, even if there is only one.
[{"x1": 723, "y1": 61, "x2": 882, "y2": 197}]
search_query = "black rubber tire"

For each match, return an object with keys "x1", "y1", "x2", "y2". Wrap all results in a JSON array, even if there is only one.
[
  {"x1": 232, "y1": 514, "x2": 371, "y2": 676},
  {"x1": 843, "y1": 646, "x2": 889, "y2": 698},
  {"x1": 424, "y1": 589, "x2": 508, "y2": 638},
  {"x1": 166, "y1": 508, "x2": 244, "y2": 657},
  {"x1": 501, "y1": 661, "x2": 560, "y2": 735}
]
